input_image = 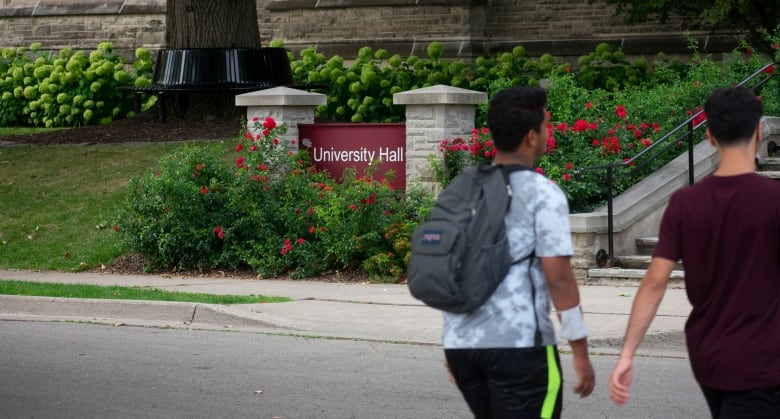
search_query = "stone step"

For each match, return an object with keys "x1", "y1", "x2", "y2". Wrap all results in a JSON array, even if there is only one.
[
  {"x1": 614, "y1": 254, "x2": 652, "y2": 269},
  {"x1": 757, "y1": 157, "x2": 780, "y2": 171},
  {"x1": 606, "y1": 161, "x2": 780, "y2": 288},
  {"x1": 612, "y1": 255, "x2": 684, "y2": 270},
  {"x1": 635, "y1": 236, "x2": 658, "y2": 256},
  {"x1": 586, "y1": 268, "x2": 685, "y2": 288}
]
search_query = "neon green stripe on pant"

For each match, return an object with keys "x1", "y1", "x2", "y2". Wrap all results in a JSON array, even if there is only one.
[{"x1": 540, "y1": 345, "x2": 562, "y2": 419}]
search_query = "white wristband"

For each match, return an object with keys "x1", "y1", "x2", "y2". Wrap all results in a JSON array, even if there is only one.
[{"x1": 559, "y1": 304, "x2": 588, "y2": 341}]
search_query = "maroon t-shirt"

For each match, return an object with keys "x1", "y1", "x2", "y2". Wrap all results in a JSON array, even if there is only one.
[{"x1": 654, "y1": 173, "x2": 780, "y2": 390}]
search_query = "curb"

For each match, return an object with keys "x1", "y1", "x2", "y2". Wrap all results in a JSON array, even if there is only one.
[{"x1": 0, "y1": 295, "x2": 279, "y2": 330}]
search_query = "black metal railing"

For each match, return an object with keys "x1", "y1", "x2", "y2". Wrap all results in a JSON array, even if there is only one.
[{"x1": 575, "y1": 60, "x2": 778, "y2": 267}]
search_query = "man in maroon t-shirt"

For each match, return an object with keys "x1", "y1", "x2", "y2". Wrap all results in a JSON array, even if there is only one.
[{"x1": 608, "y1": 86, "x2": 780, "y2": 418}]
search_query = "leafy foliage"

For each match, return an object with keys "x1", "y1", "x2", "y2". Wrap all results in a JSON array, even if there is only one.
[
  {"x1": 118, "y1": 118, "x2": 429, "y2": 280},
  {"x1": 285, "y1": 38, "x2": 778, "y2": 125},
  {"x1": 119, "y1": 143, "x2": 234, "y2": 270},
  {"x1": 0, "y1": 42, "x2": 153, "y2": 127},
  {"x1": 288, "y1": 42, "x2": 571, "y2": 123},
  {"x1": 432, "y1": 48, "x2": 778, "y2": 213},
  {"x1": 576, "y1": 43, "x2": 650, "y2": 90},
  {"x1": 596, "y1": 0, "x2": 779, "y2": 54}
]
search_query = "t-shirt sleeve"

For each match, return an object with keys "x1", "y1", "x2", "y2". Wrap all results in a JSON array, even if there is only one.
[
  {"x1": 653, "y1": 191, "x2": 682, "y2": 262},
  {"x1": 535, "y1": 180, "x2": 574, "y2": 257}
]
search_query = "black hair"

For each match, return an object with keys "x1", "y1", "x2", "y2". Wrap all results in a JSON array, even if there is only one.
[
  {"x1": 487, "y1": 86, "x2": 547, "y2": 152},
  {"x1": 704, "y1": 86, "x2": 763, "y2": 147}
]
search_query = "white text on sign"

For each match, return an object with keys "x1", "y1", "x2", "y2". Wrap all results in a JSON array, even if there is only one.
[{"x1": 311, "y1": 147, "x2": 405, "y2": 163}]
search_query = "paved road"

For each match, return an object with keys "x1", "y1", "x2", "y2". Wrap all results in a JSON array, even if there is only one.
[
  {"x1": 0, "y1": 321, "x2": 708, "y2": 419},
  {"x1": 0, "y1": 270, "x2": 704, "y2": 417}
]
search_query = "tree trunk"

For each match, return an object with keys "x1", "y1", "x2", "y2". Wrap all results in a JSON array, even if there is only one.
[
  {"x1": 167, "y1": 0, "x2": 261, "y2": 48},
  {"x1": 162, "y1": 0, "x2": 262, "y2": 121}
]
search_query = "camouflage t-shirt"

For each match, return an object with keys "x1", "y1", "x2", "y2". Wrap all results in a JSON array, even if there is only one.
[{"x1": 442, "y1": 170, "x2": 573, "y2": 349}]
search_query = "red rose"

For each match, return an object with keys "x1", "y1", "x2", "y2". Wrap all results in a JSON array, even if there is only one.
[{"x1": 262, "y1": 117, "x2": 277, "y2": 130}]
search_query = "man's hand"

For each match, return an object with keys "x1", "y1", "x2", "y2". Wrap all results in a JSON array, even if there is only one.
[
  {"x1": 572, "y1": 353, "x2": 595, "y2": 397},
  {"x1": 609, "y1": 356, "x2": 633, "y2": 405},
  {"x1": 570, "y1": 340, "x2": 595, "y2": 397},
  {"x1": 608, "y1": 257, "x2": 674, "y2": 406},
  {"x1": 443, "y1": 359, "x2": 456, "y2": 384}
]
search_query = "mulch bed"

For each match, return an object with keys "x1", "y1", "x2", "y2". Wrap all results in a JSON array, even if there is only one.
[{"x1": 1, "y1": 110, "x2": 243, "y2": 145}]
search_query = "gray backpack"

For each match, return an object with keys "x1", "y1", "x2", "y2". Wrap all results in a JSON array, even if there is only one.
[{"x1": 407, "y1": 162, "x2": 531, "y2": 313}]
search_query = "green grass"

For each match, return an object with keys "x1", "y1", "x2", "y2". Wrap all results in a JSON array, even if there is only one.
[
  {"x1": 0, "y1": 141, "x2": 235, "y2": 271},
  {"x1": 0, "y1": 127, "x2": 66, "y2": 135},
  {"x1": 0, "y1": 280, "x2": 289, "y2": 304}
]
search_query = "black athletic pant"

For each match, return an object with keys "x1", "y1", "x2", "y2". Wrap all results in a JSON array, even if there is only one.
[
  {"x1": 700, "y1": 384, "x2": 780, "y2": 419},
  {"x1": 445, "y1": 346, "x2": 563, "y2": 419}
]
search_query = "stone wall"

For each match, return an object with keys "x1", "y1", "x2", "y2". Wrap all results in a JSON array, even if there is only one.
[
  {"x1": 0, "y1": 0, "x2": 738, "y2": 61},
  {"x1": 0, "y1": 1, "x2": 166, "y2": 60},
  {"x1": 263, "y1": 0, "x2": 479, "y2": 58},
  {"x1": 263, "y1": 0, "x2": 737, "y2": 60}
]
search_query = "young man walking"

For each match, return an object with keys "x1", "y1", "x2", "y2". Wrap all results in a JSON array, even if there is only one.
[
  {"x1": 443, "y1": 86, "x2": 595, "y2": 419},
  {"x1": 609, "y1": 86, "x2": 780, "y2": 418}
]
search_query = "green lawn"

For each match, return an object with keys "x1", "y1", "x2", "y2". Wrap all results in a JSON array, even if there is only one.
[
  {"x1": 0, "y1": 141, "x2": 234, "y2": 271},
  {"x1": 0, "y1": 280, "x2": 288, "y2": 303}
]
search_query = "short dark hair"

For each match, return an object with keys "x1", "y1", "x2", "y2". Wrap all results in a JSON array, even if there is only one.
[
  {"x1": 704, "y1": 86, "x2": 763, "y2": 147},
  {"x1": 487, "y1": 86, "x2": 547, "y2": 152}
]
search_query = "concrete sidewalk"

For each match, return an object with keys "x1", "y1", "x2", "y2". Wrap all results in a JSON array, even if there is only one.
[{"x1": 0, "y1": 269, "x2": 692, "y2": 356}]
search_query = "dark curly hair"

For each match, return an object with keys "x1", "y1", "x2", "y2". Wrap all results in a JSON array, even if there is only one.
[
  {"x1": 487, "y1": 86, "x2": 547, "y2": 152},
  {"x1": 704, "y1": 86, "x2": 763, "y2": 147}
]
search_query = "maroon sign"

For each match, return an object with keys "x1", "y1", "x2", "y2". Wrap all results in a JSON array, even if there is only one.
[{"x1": 298, "y1": 123, "x2": 406, "y2": 190}]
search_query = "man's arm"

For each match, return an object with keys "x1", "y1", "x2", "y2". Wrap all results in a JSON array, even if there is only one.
[
  {"x1": 540, "y1": 255, "x2": 581, "y2": 310},
  {"x1": 540, "y1": 255, "x2": 595, "y2": 398},
  {"x1": 609, "y1": 257, "x2": 676, "y2": 405}
]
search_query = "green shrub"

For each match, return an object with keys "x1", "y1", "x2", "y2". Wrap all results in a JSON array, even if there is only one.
[
  {"x1": 287, "y1": 41, "x2": 570, "y2": 123},
  {"x1": 0, "y1": 42, "x2": 153, "y2": 127},
  {"x1": 119, "y1": 143, "x2": 234, "y2": 270},
  {"x1": 432, "y1": 46, "x2": 776, "y2": 213},
  {"x1": 576, "y1": 43, "x2": 650, "y2": 90},
  {"x1": 284, "y1": 38, "x2": 778, "y2": 126},
  {"x1": 118, "y1": 117, "x2": 427, "y2": 280}
]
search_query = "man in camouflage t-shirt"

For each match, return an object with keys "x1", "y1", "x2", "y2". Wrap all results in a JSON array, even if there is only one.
[{"x1": 443, "y1": 86, "x2": 595, "y2": 419}]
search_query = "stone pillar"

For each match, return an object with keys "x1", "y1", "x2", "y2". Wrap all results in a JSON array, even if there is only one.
[
  {"x1": 393, "y1": 85, "x2": 487, "y2": 191},
  {"x1": 235, "y1": 87, "x2": 327, "y2": 150}
]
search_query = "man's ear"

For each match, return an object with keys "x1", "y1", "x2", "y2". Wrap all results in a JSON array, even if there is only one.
[
  {"x1": 524, "y1": 128, "x2": 538, "y2": 149},
  {"x1": 705, "y1": 128, "x2": 717, "y2": 147}
]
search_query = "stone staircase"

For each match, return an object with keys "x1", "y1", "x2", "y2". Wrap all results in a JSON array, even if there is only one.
[
  {"x1": 585, "y1": 156, "x2": 780, "y2": 288},
  {"x1": 586, "y1": 237, "x2": 685, "y2": 288}
]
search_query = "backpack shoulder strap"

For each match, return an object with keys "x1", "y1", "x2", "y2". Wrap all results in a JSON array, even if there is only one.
[
  {"x1": 498, "y1": 164, "x2": 532, "y2": 183},
  {"x1": 480, "y1": 163, "x2": 532, "y2": 211}
]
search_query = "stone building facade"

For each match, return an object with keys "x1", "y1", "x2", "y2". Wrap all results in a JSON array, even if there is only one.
[{"x1": 0, "y1": 0, "x2": 737, "y2": 61}]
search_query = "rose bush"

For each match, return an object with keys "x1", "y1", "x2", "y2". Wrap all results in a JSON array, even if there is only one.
[
  {"x1": 432, "y1": 109, "x2": 686, "y2": 213},
  {"x1": 433, "y1": 49, "x2": 778, "y2": 213},
  {"x1": 118, "y1": 117, "x2": 430, "y2": 281}
]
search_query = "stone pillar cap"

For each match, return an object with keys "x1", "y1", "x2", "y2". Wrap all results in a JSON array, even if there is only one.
[
  {"x1": 235, "y1": 86, "x2": 327, "y2": 107},
  {"x1": 393, "y1": 84, "x2": 487, "y2": 105}
]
